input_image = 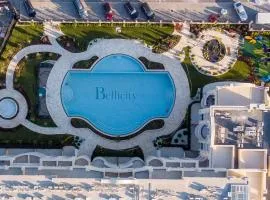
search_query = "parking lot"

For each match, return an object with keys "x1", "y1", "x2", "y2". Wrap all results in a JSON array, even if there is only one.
[{"x1": 8, "y1": 0, "x2": 270, "y2": 24}]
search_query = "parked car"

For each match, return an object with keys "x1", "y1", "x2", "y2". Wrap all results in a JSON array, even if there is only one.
[
  {"x1": 141, "y1": 2, "x2": 154, "y2": 20},
  {"x1": 124, "y1": 2, "x2": 138, "y2": 19},
  {"x1": 24, "y1": 0, "x2": 36, "y2": 18},
  {"x1": 73, "y1": 0, "x2": 88, "y2": 19},
  {"x1": 208, "y1": 14, "x2": 219, "y2": 23},
  {"x1": 233, "y1": 2, "x2": 248, "y2": 21},
  {"x1": 104, "y1": 2, "x2": 114, "y2": 21},
  {"x1": 0, "y1": 1, "x2": 19, "y2": 20}
]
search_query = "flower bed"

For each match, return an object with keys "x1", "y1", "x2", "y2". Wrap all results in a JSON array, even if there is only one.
[
  {"x1": 190, "y1": 23, "x2": 249, "y2": 37},
  {"x1": 138, "y1": 57, "x2": 165, "y2": 70},
  {"x1": 202, "y1": 39, "x2": 226, "y2": 63},
  {"x1": 56, "y1": 35, "x2": 83, "y2": 53},
  {"x1": 73, "y1": 56, "x2": 99, "y2": 69},
  {"x1": 152, "y1": 35, "x2": 181, "y2": 54}
]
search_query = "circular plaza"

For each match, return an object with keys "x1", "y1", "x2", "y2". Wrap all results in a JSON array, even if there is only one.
[{"x1": 190, "y1": 29, "x2": 239, "y2": 76}]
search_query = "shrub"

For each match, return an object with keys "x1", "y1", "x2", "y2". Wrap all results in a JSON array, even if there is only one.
[
  {"x1": 202, "y1": 39, "x2": 226, "y2": 63},
  {"x1": 73, "y1": 56, "x2": 99, "y2": 69},
  {"x1": 138, "y1": 57, "x2": 165, "y2": 70},
  {"x1": 152, "y1": 35, "x2": 181, "y2": 54}
]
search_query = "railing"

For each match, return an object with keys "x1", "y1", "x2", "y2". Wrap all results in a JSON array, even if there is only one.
[{"x1": 16, "y1": 13, "x2": 270, "y2": 32}]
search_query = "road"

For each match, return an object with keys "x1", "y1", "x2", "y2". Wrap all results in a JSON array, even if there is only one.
[{"x1": 8, "y1": 0, "x2": 270, "y2": 24}]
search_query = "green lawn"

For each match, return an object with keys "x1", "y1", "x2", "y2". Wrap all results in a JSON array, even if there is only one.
[
  {"x1": 0, "y1": 126, "x2": 74, "y2": 148},
  {"x1": 182, "y1": 47, "x2": 251, "y2": 97},
  {"x1": 0, "y1": 24, "x2": 43, "y2": 80},
  {"x1": 60, "y1": 23, "x2": 174, "y2": 51}
]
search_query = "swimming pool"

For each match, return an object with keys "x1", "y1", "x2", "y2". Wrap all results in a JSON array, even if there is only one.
[
  {"x1": 61, "y1": 54, "x2": 175, "y2": 136},
  {"x1": 0, "y1": 98, "x2": 18, "y2": 119}
]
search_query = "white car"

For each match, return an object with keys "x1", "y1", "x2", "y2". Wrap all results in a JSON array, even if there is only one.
[
  {"x1": 74, "y1": 0, "x2": 88, "y2": 19},
  {"x1": 233, "y1": 2, "x2": 248, "y2": 21}
]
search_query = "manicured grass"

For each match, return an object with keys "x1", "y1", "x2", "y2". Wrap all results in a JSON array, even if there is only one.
[
  {"x1": 0, "y1": 24, "x2": 43, "y2": 80},
  {"x1": 60, "y1": 23, "x2": 174, "y2": 51},
  {"x1": 0, "y1": 126, "x2": 74, "y2": 148},
  {"x1": 182, "y1": 47, "x2": 251, "y2": 97}
]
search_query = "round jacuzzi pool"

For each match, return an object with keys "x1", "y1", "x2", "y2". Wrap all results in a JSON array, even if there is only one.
[{"x1": 0, "y1": 97, "x2": 18, "y2": 119}]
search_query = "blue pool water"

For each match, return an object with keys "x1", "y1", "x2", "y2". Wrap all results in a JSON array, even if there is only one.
[
  {"x1": 92, "y1": 54, "x2": 144, "y2": 73},
  {"x1": 61, "y1": 54, "x2": 175, "y2": 136}
]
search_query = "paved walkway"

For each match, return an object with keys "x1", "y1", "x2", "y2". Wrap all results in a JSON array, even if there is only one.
[
  {"x1": 1, "y1": 25, "x2": 191, "y2": 158},
  {"x1": 6, "y1": 45, "x2": 68, "y2": 89},
  {"x1": 163, "y1": 22, "x2": 197, "y2": 62},
  {"x1": 44, "y1": 22, "x2": 64, "y2": 47}
]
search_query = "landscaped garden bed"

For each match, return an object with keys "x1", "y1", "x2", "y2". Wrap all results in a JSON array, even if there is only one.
[
  {"x1": 0, "y1": 126, "x2": 74, "y2": 148},
  {"x1": 56, "y1": 35, "x2": 82, "y2": 53},
  {"x1": 73, "y1": 56, "x2": 99, "y2": 69},
  {"x1": 92, "y1": 145, "x2": 144, "y2": 160},
  {"x1": 202, "y1": 39, "x2": 226, "y2": 63},
  {"x1": 241, "y1": 32, "x2": 270, "y2": 82},
  {"x1": 190, "y1": 23, "x2": 249, "y2": 37},
  {"x1": 138, "y1": 56, "x2": 165, "y2": 70},
  {"x1": 152, "y1": 35, "x2": 181, "y2": 54}
]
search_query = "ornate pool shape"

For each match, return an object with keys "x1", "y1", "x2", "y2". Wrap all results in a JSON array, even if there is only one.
[{"x1": 61, "y1": 54, "x2": 175, "y2": 136}]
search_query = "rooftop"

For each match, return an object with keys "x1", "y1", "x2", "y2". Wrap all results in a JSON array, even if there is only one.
[
  {"x1": 214, "y1": 109, "x2": 264, "y2": 149},
  {"x1": 216, "y1": 85, "x2": 265, "y2": 106}
]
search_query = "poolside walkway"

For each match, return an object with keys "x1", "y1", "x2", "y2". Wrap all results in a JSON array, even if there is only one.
[{"x1": 46, "y1": 39, "x2": 190, "y2": 157}]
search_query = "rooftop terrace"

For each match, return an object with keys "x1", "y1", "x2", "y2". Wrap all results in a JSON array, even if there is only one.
[{"x1": 214, "y1": 109, "x2": 264, "y2": 149}]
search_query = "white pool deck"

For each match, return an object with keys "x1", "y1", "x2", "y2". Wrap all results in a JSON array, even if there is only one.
[{"x1": 2, "y1": 23, "x2": 191, "y2": 157}]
